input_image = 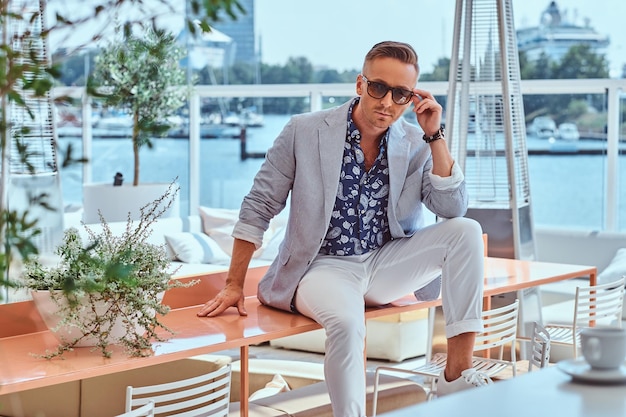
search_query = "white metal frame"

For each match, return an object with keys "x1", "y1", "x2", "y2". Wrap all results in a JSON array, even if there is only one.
[
  {"x1": 115, "y1": 401, "x2": 155, "y2": 417},
  {"x1": 125, "y1": 363, "x2": 231, "y2": 417},
  {"x1": 52, "y1": 77, "x2": 625, "y2": 230},
  {"x1": 543, "y1": 276, "x2": 625, "y2": 359},
  {"x1": 371, "y1": 300, "x2": 520, "y2": 415}
]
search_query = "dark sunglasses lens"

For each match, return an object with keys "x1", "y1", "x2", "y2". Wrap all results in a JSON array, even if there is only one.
[
  {"x1": 392, "y1": 89, "x2": 412, "y2": 104},
  {"x1": 368, "y1": 82, "x2": 389, "y2": 99}
]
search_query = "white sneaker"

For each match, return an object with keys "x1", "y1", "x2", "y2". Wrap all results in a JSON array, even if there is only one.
[{"x1": 436, "y1": 368, "x2": 493, "y2": 397}]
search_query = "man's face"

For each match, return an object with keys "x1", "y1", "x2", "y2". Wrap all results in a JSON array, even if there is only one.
[{"x1": 355, "y1": 57, "x2": 418, "y2": 133}]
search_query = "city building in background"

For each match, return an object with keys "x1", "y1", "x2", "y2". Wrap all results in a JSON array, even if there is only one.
[{"x1": 208, "y1": 0, "x2": 256, "y2": 65}]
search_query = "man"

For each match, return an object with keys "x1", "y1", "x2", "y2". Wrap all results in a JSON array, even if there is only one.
[{"x1": 198, "y1": 41, "x2": 489, "y2": 417}]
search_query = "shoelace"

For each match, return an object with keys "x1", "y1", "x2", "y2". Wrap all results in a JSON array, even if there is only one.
[{"x1": 462, "y1": 369, "x2": 493, "y2": 387}]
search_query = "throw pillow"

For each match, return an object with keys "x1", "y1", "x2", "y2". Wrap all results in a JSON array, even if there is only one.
[
  {"x1": 164, "y1": 232, "x2": 230, "y2": 264},
  {"x1": 198, "y1": 206, "x2": 287, "y2": 259},
  {"x1": 248, "y1": 373, "x2": 291, "y2": 402},
  {"x1": 597, "y1": 247, "x2": 626, "y2": 286},
  {"x1": 197, "y1": 207, "x2": 243, "y2": 256}
]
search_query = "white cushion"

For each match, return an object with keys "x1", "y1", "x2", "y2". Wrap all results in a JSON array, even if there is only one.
[
  {"x1": 198, "y1": 206, "x2": 285, "y2": 260},
  {"x1": 597, "y1": 248, "x2": 626, "y2": 286},
  {"x1": 197, "y1": 207, "x2": 241, "y2": 256},
  {"x1": 164, "y1": 232, "x2": 230, "y2": 264}
]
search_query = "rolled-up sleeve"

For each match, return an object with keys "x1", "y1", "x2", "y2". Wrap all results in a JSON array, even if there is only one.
[{"x1": 428, "y1": 162, "x2": 464, "y2": 191}]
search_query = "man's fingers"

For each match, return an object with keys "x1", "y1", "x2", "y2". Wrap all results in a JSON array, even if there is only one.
[
  {"x1": 196, "y1": 296, "x2": 247, "y2": 317},
  {"x1": 237, "y1": 299, "x2": 248, "y2": 316}
]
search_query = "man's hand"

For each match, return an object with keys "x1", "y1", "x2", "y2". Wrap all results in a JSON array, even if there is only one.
[
  {"x1": 411, "y1": 88, "x2": 443, "y2": 136},
  {"x1": 197, "y1": 283, "x2": 248, "y2": 317}
]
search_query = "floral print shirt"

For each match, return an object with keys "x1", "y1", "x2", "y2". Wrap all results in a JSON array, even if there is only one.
[{"x1": 319, "y1": 98, "x2": 392, "y2": 256}]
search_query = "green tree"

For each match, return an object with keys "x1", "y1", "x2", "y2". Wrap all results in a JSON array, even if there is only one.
[
  {"x1": 521, "y1": 45, "x2": 609, "y2": 123},
  {"x1": 530, "y1": 52, "x2": 554, "y2": 80},
  {"x1": 0, "y1": 0, "x2": 244, "y2": 297},
  {"x1": 420, "y1": 57, "x2": 450, "y2": 81},
  {"x1": 315, "y1": 69, "x2": 343, "y2": 83},
  {"x1": 229, "y1": 62, "x2": 256, "y2": 84},
  {"x1": 553, "y1": 44, "x2": 609, "y2": 79},
  {"x1": 518, "y1": 51, "x2": 534, "y2": 80},
  {"x1": 282, "y1": 57, "x2": 314, "y2": 84},
  {"x1": 90, "y1": 28, "x2": 187, "y2": 186}
]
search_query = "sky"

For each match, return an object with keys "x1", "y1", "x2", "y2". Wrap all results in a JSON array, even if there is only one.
[
  {"x1": 47, "y1": 0, "x2": 625, "y2": 78},
  {"x1": 254, "y1": 0, "x2": 626, "y2": 77}
]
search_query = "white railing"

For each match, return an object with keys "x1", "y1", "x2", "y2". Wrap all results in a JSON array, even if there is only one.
[{"x1": 53, "y1": 78, "x2": 626, "y2": 232}]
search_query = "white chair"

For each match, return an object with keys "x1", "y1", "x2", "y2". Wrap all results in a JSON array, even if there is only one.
[
  {"x1": 115, "y1": 400, "x2": 155, "y2": 417},
  {"x1": 543, "y1": 276, "x2": 625, "y2": 359},
  {"x1": 513, "y1": 321, "x2": 551, "y2": 374},
  {"x1": 372, "y1": 300, "x2": 519, "y2": 413},
  {"x1": 527, "y1": 321, "x2": 551, "y2": 371},
  {"x1": 125, "y1": 363, "x2": 231, "y2": 417}
]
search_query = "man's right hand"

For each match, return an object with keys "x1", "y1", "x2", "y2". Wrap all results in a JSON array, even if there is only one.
[{"x1": 197, "y1": 283, "x2": 248, "y2": 317}]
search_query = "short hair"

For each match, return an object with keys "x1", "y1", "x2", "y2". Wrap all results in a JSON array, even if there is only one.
[{"x1": 363, "y1": 41, "x2": 420, "y2": 76}]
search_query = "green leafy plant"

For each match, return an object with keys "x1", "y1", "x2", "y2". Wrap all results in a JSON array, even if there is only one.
[
  {"x1": 0, "y1": 0, "x2": 244, "y2": 300},
  {"x1": 89, "y1": 27, "x2": 187, "y2": 186},
  {"x1": 23, "y1": 182, "x2": 198, "y2": 358}
]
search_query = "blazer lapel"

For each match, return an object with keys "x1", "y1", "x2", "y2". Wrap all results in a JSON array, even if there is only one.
[
  {"x1": 316, "y1": 103, "x2": 410, "y2": 220},
  {"x1": 319, "y1": 105, "x2": 349, "y2": 217},
  {"x1": 387, "y1": 123, "x2": 410, "y2": 208}
]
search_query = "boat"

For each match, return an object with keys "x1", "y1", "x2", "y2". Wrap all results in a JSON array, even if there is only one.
[
  {"x1": 529, "y1": 116, "x2": 557, "y2": 139},
  {"x1": 516, "y1": 1, "x2": 609, "y2": 63},
  {"x1": 557, "y1": 122, "x2": 580, "y2": 141},
  {"x1": 239, "y1": 107, "x2": 264, "y2": 127},
  {"x1": 222, "y1": 107, "x2": 265, "y2": 128}
]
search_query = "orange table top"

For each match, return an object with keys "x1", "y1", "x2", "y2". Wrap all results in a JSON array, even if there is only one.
[{"x1": 0, "y1": 257, "x2": 596, "y2": 395}]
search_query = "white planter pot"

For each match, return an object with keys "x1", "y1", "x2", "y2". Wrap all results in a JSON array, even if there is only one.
[
  {"x1": 31, "y1": 290, "x2": 163, "y2": 347},
  {"x1": 82, "y1": 182, "x2": 179, "y2": 224}
]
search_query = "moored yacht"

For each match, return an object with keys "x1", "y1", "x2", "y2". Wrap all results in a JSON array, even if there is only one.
[{"x1": 516, "y1": 1, "x2": 609, "y2": 62}]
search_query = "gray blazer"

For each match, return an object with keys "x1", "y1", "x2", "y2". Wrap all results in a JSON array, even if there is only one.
[{"x1": 232, "y1": 100, "x2": 468, "y2": 312}]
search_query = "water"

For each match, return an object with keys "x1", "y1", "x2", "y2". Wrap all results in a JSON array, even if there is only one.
[{"x1": 57, "y1": 114, "x2": 626, "y2": 231}]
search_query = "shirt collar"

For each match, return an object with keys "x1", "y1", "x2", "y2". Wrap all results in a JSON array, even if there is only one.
[{"x1": 346, "y1": 97, "x2": 389, "y2": 147}]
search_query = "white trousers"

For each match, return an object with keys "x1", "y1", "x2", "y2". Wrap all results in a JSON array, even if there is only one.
[{"x1": 294, "y1": 217, "x2": 485, "y2": 417}]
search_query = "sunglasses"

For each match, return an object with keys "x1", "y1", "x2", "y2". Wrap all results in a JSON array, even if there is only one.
[{"x1": 361, "y1": 75, "x2": 414, "y2": 105}]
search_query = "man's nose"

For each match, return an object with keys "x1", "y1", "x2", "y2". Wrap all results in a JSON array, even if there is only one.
[{"x1": 380, "y1": 89, "x2": 394, "y2": 106}]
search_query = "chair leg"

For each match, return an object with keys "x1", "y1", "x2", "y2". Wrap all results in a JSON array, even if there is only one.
[
  {"x1": 428, "y1": 377, "x2": 438, "y2": 400},
  {"x1": 372, "y1": 368, "x2": 382, "y2": 417},
  {"x1": 425, "y1": 307, "x2": 436, "y2": 360}
]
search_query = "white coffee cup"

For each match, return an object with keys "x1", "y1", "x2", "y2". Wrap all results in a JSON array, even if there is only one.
[{"x1": 580, "y1": 327, "x2": 626, "y2": 370}]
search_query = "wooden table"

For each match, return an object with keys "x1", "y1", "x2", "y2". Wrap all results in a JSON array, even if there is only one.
[
  {"x1": 0, "y1": 258, "x2": 596, "y2": 417},
  {"x1": 377, "y1": 365, "x2": 626, "y2": 417}
]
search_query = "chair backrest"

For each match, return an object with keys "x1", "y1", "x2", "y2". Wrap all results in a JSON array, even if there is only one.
[
  {"x1": 116, "y1": 400, "x2": 155, "y2": 417},
  {"x1": 573, "y1": 276, "x2": 625, "y2": 329},
  {"x1": 125, "y1": 363, "x2": 231, "y2": 417},
  {"x1": 528, "y1": 321, "x2": 551, "y2": 371},
  {"x1": 473, "y1": 299, "x2": 520, "y2": 359}
]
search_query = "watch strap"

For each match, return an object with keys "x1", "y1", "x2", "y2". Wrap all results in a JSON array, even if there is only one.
[{"x1": 423, "y1": 127, "x2": 445, "y2": 143}]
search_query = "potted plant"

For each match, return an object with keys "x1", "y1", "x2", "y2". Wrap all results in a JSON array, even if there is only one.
[
  {"x1": 0, "y1": 1, "x2": 245, "y2": 299},
  {"x1": 22, "y1": 182, "x2": 198, "y2": 358},
  {"x1": 82, "y1": 27, "x2": 187, "y2": 224}
]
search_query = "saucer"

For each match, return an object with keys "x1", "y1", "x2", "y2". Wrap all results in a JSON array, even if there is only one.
[{"x1": 557, "y1": 358, "x2": 626, "y2": 384}]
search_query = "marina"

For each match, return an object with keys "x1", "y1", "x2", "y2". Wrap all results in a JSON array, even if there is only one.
[{"x1": 56, "y1": 114, "x2": 626, "y2": 231}]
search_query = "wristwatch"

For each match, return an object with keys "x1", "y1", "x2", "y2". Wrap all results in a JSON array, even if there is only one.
[{"x1": 423, "y1": 126, "x2": 445, "y2": 143}]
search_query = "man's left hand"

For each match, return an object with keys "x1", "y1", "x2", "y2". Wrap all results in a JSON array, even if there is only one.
[{"x1": 411, "y1": 89, "x2": 443, "y2": 136}]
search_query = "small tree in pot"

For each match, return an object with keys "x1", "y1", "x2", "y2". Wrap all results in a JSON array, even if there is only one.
[{"x1": 90, "y1": 27, "x2": 187, "y2": 186}]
